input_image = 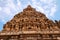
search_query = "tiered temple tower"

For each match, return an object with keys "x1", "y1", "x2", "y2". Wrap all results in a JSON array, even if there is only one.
[{"x1": 0, "y1": 5, "x2": 60, "y2": 40}]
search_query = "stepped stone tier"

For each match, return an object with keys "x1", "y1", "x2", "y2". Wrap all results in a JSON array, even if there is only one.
[{"x1": 0, "y1": 5, "x2": 60, "y2": 40}]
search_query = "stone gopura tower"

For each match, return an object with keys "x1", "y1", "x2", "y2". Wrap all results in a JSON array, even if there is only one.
[{"x1": 0, "y1": 5, "x2": 60, "y2": 40}]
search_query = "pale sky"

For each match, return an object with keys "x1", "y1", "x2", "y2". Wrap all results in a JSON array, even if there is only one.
[{"x1": 0, "y1": 0, "x2": 60, "y2": 31}]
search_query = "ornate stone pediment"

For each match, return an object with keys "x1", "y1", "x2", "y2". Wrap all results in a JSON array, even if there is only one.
[{"x1": 2, "y1": 5, "x2": 60, "y2": 32}]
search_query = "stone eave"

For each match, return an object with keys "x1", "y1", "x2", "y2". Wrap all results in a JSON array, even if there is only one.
[{"x1": 0, "y1": 31, "x2": 60, "y2": 35}]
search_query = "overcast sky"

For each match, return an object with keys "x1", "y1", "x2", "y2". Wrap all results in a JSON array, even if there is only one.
[{"x1": 0, "y1": 0, "x2": 60, "y2": 31}]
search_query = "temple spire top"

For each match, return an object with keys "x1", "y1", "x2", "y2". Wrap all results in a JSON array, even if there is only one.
[
  {"x1": 23, "y1": 5, "x2": 36, "y2": 11},
  {"x1": 27, "y1": 5, "x2": 32, "y2": 8}
]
